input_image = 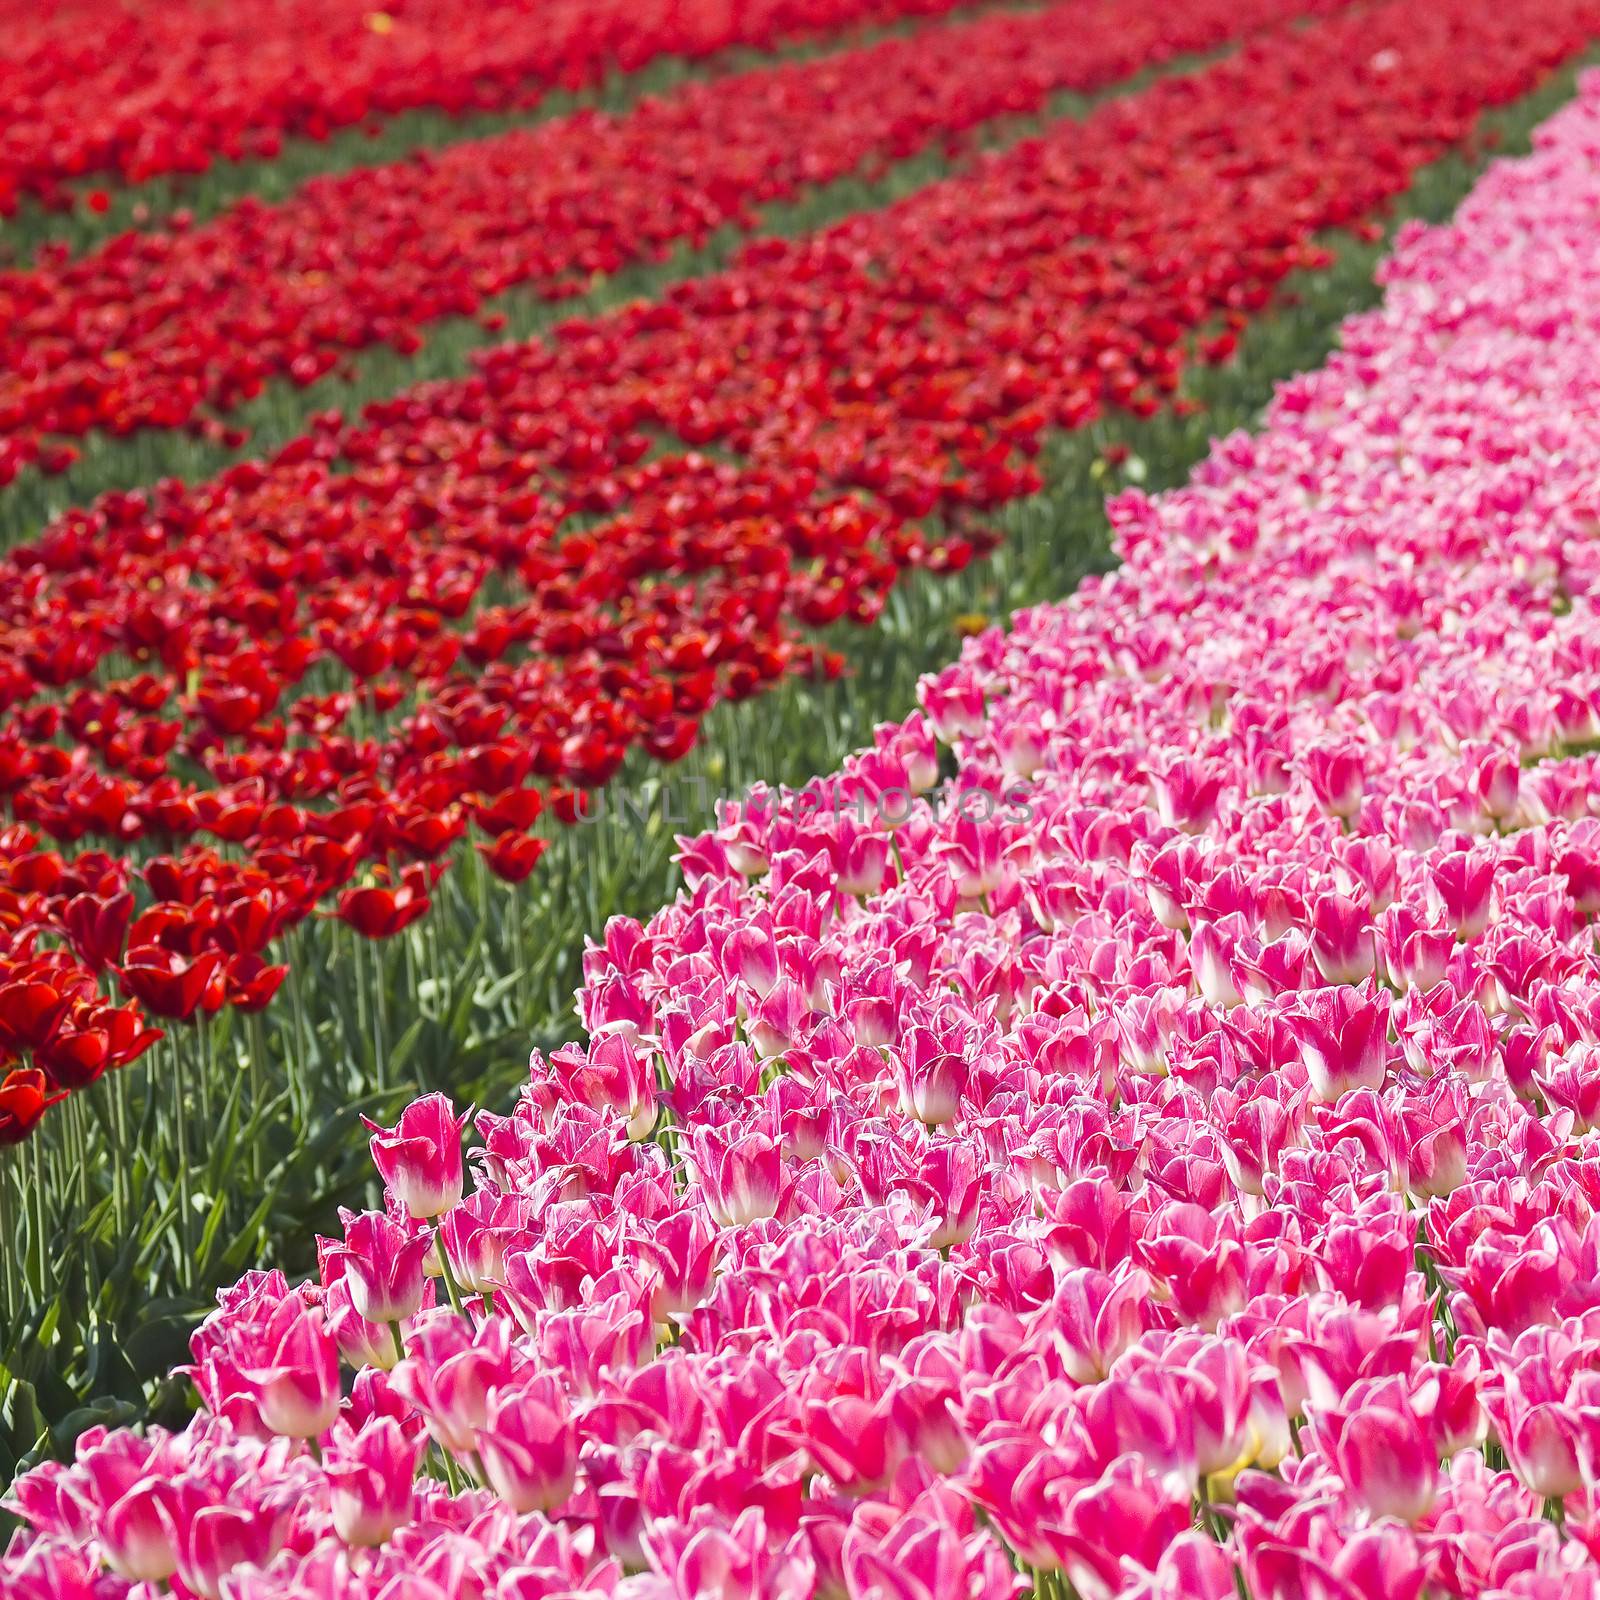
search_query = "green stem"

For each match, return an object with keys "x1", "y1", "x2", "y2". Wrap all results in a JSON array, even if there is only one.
[
  {"x1": 0, "y1": 1149, "x2": 17, "y2": 1325},
  {"x1": 247, "y1": 1011, "x2": 267, "y2": 1184},
  {"x1": 30, "y1": 1125, "x2": 49, "y2": 1300},
  {"x1": 434, "y1": 1231, "x2": 470, "y2": 1322},
  {"x1": 371, "y1": 938, "x2": 389, "y2": 1092},
  {"x1": 170, "y1": 1031, "x2": 193, "y2": 1290}
]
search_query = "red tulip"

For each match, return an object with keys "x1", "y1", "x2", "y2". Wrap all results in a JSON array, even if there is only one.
[
  {"x1": 472, "y1": 789, "x2": 545, "y2": 837},
  {"x1": 61, "y1": 890, "x2": 135, "y2": 971},
  {"x1": 0, "y1": 1067, "x2": 66, "y2": 1144},
  {"x1": 0, "y1": 979, "x2": 70, "y2": 1055},
  {"x1": 337, "y1": 883, "x2": 430, "y2": 941},
  {"x1": 477, "y1": 833, "x2": 548, "y2": 885},
  {"x1": 117, "y1": 946, "x2": 224, "y2": 1021},
  {"x1": 222, "y1": 955, "x2": 290, "y2": 1013}
]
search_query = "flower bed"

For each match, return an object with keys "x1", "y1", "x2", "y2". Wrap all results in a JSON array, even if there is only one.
[
  {"x1": 0, "y1": 0, "x2": 1590, "y2": 1153},
  {"x1": 0, "y1": 0, "x2": 967, "y2": 215},
  {"x1": 9, "y1": 46, "x2": 1600, "y2": 1600},
  {"x1": 0, "y1": 0, "x2": 1344, "y2": 461}
]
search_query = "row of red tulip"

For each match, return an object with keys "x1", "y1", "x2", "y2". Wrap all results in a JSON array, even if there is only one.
[
  {"x1": 0, "y1": 0, "x2": 968, "y2": 216},
  {"x1": 10, "y1": 57, "x2": 1600, "y2": 1596},
  {"x1": 0, "y1": 0, "x2": 1591, "y2": 1145},
  {"x1": 0, "y1": 0, "x2": 1348, "y2": 467}
]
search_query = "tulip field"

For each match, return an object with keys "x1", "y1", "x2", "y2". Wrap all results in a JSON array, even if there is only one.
[{"x1": 7, "y1": 0, "x2": 1600, "y2": 1594}]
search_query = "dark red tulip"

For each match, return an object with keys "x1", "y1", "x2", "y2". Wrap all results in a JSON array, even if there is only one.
[
  {"x1": 61, "y1": 890, "x2": 135, "y2": 972},
  {"x1": 223, "y1": 955, "x2": 291, "y2": 1014},
  {"x1": 117, "y1": 946, "x2": 224, "y2": 1022}
]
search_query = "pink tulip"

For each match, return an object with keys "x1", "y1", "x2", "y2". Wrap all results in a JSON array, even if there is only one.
[
  {"x1": 1377, "y1": 906, "x2": 1453, "y2": 990},
  {"x1": 1190, "y1": 919, "x2": 1244, "y2": 1008},
  {"x1": 391, "y1": 1311, "x2": 528, "y2": 1455},
  {"x1": 1048, "y1": 1266, "x2": 1150, "y2": 1382},
  {"x1": 238, "y1": 1295, "x2": 341, "y2": 1440},
  {"x1": 747, "y1": 976, "x2": 813, "y2": 1059},
  {"x1": 361, "y1": 1093, "x2": 471, "y2": 1219},
  {"x1": 721, "y1": 921, "x2": 781, "y2": 999},
  {"x1": 1464, "y1": 741, "x2": 1520, "y2": 821},
  {"x1": 548, "y1": 1032, "x2": 658, "y2": 1140},
  {"x1": 325, "y1": 1417, "x2": 418, "y2": 1547},
  {"x1": 1319, "y1": 1390, "x2": 1440, "y2": 1523},
  {"x1": 893, "y1": 1027, "x2": 969, "y2": 1125},
  {"x1": 1149, "y1": 756, "x2": 1225, "y2": 834},
  {"x1": 74, "y1": 1438, "x2": 177, "y2": 1583},
  {"x1": 1057, "y1": 1455, "x2": 1192, "y2": 1600},
  {"x1": 1428, "y1": 851, "x2": 1496, "y2": 940},
  {"x1": 1537, "y1": 1043, "x2": 1600, "y2": 1133},
  {"x1": 1290, "y1": 985, "x2": 1390, "y2": 1102},
  {"x1": 1309, "y1": 892, "x2": 1376, "y2": 985},
  {"x1": 685, "y1": 1125, "x2": 784, "y2": 1228},
  {"x1": 437, "y1": 1187, "x2": 535, "y2": 1294},
  {"x1": 474, "y1": 1375, "x2": 579, "y2": 1514},
  {"x1": 1304, "y1": 743, "x2": 1365, "y2": 820},
  {"x1": 842, "y1": 1486, "x2": 1020, "y2": 1600},
  {"x1": 323, "y1": 1273, "x2": 399, "y2": 1372},
  {"x1": 637, "y1": 1207, "x2": 724, "y2": 1320},
  {"x1": 923, "y1": 676, "x2": 986, "y2": 742},
  {"x1": 836, "y1": 824, "x2": 892, "y2": 898},
  {"x1": 323, "y1": 1210, "x2": 430, "y2": 1326}
]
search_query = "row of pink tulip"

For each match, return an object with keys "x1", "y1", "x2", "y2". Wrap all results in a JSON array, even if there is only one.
[{"x1": 9, "y1": 59, "x2": 1600, "y2": 1600}]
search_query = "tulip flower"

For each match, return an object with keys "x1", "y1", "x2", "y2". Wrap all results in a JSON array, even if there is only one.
[
  {"x1": 68, "y1": 1436, "x2": 178, "y2": 1584},
  {"x1": 1304, "y1": 743, "x2": 1365, "y2": 820},
  {"x1": 1319, "y1": 1391, "x2": 1440, "y2": 1524},
  {"x1": 234, "y1": 1295, "x2": 341, "y2": 1440},
  {"x1": 436, "y1": 1188, "x2": 535, "y2": 1294},
  {"x1": 1291, "y1": 985, "x2": 1391, "y2": 1102},
  {"x1": 685, "y1": 1125, "x2": 784, "y2": 1228},
  {"x1": 1308, "y1": 892, "x2": 1376, "y2": 985},
  {"x1": 636, "y1": 1208, "x2": 724, "y2": 1321},
  {"x1": 361, "y1": 1093, "x2": 471, "y2": 1218},
  {"x1": 323, "y1": 1210, "x2": 431, "y2": 1327},
  {"x1": 1428, "y1": 851, "x2": 1496, "y2": 939},
  {"x1": 325, "y1": 1417, "x2": 419, "y2": 1547},
  {"x1": 116, "y1": 946, "x2": 223, "y2": 1020},
  {"x1": 0, "y1": 1067, "x2": 68, "y2": 1144},
  {"x1": 166, "y1": 1476, "x2": 295, "y2": 1600},
  {"x1": 547, "y1": 1034, "x2": 657, "y2": 1141},
  {"x1": 474, "y1": 1375, "x2": 579, "y2": 1514},
  {"x1": 893, "y1": 1029, "x2": 969, "y2": 1126}
]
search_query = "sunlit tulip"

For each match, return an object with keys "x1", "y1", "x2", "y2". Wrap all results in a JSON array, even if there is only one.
[{"x1": 361, "y1": 1094, "x2": 471, "y2": 1219}]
